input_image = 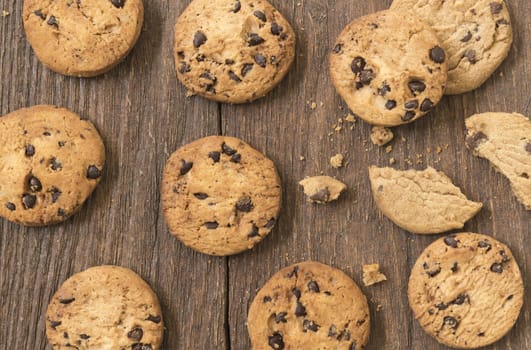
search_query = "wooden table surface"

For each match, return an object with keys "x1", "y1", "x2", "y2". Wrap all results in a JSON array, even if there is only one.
[{"x1": 0, "y1": 0, "x2": 529, "y2": 349}]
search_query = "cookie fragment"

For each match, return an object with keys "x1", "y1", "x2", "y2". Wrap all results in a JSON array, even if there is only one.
[
  {"x1": 368, "y1": 166, "x2": 482, "y2": 234},
  {"x1": 248, "y1": 262, "x2": 370, "y2": 349},
  {"x1": 408, "y1": 233, "x2": 523, "y2": 348},
  {"x1": 330, "y1": 153, "x2": 344, "y2": 168},
  {"x1": 465, "y1": 112, "x2": 531, "y2": 210},
  {"x1": 46, "y1": 266, "x2": 164, "y2": 349},
  {"x1": 362, "y1": 264, "x2": 387, "y2": 286},
  {"x1": 370, "y1": 126, "x2": 394, "y2": 146},
  {"x1": 299, "y1": 176, "x2": 347, "y2": 204},
  {"x1": 161, "y1": 136, "x2": 281, "y2": 256}
]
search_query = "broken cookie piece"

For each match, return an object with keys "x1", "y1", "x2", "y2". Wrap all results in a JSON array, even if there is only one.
[
  {"x1": 363, "y1": 264, "x2": 387, "y2": 286},
  {"x1": 465, "y1": 112, "x2": 531, "y2": 210},
  {"x1": 370, "y1": 126, "x2": 394, "y2": 146},
  {"x1": 330, "y1": 153, "x2": 344, "y2": 168},
  {"x1": 299, "y1": 176, "x2": 346, "y2": 204},
  {"x1": 368, "y1": 166, "x2": 482, "y2": 234}
]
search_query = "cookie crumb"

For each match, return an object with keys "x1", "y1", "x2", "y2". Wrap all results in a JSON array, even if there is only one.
[
  {"x1": 299, "y1": 176, "x2": 347, "y2": 204},
  {"x1": 376, "y1": 303, "x2": 383, "y2": 312},
  {"x1": 330, "y1": 153, "x2": 344, "y2": 168},
  {"x1": 435, "y1": 146, "x2": 443, "y2": 154},
  {"x1": 385, "y1": 145, "x2": 393, "y2": 154},
  {"x1": 345, "y1": 114, "x2": 356, "y2": 123},
  {"x1": 1, "y1": 10, "x2": 9, "y2": 17},
  {"x1": 299, "y1": 156, "x2": 305, "y2": 161},
  {"x1": 370, "y1": 126, "x2": 394, "y2": 146},
  {"x1": 362, "y1": 264, "x2": 387, "y2": 286},
  {"x1": 389, "y1": 157, "x2": 396, "y2": 165},
  {"x1": 310, "y1": 101, "x2": 317, "y2": 110}
]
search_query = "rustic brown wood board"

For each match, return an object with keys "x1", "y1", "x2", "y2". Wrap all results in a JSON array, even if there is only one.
[{"x1": 0, "y1": 0, "x2": 529, "y2": 349}]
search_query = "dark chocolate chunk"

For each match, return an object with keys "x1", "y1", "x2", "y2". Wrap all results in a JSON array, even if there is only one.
[
  {"x1": 47, "y1": 15, "x2": 58, "y2": 27},
  {"x1": 444, "y1": 236, "x2": 459, "y2": 248},
  {"x1": 291, "y1": 287, "x2": 301, "y2": 298},
  {"x1": 248, "y1": 224, "x2": 259, "y2": 238},
  {"x1": 478, "y1": 332, "x2": 485, "y2": 337},
  {"x1": 274, "y1": 312, "x2": 287, "y2": 323},
  {"x1": 57, "y1": 208, "x2": 66, "y2": 217},
  {"x1": 194, "y1": 193, "x2": 209, "y2": 200},
  {"x1": 196, "y1": 54, "x2": 206, "y2": 62},
  {"x1": 5, "y1": 202, "x2": 16, "y2": 211},
  {"x1": 265, "y1": 218, "x2": 276, "y2": 228},
  {"x1": 425, "y1": 265, "x2": 441, "y2": 277},
  {"x1": 179, "y1": 62, "x2": 191, "y2": 74},
  {"x1": 435, "y1": 302, "x2": 448, "y2": 310},
  {"x1": 225, "y1": 59, "x2": 235, "y2": 65},
  {"x1": 200, "y1": 72, "x2": 216, "y2": 82},
  {"x1": 241, "y1": 63, "x2": 254, "y2": 77},
  {"x1": 466, "y1": 131, "x2": 488, "y2": 149},
  {"x1": 231, "y1": 153, "x2": 241, "y2": 163},
  {"x1": 34, "y1": 9, "x2": 46, "y2": 19},
  {"x1": 25, "y1": 144, "x2": 35, "y2": 157},
  {"x1": 22, "y1": 194, "x2": 36, "y2": 209},
  {"x1": 51, "y1": 188, "x2": 62, "y2": 203},
  {"x1": 351, "y1": 57, "x2": 366, "y2": 74},
  {"x1": 524, "y1": 142, "x2": 531, "y2": 153},
  {"x1": 59, "y1": 297, "x2": 75, "y2": 304},
  {"x1": 204, "y1": 221, "x2": 219, "y2": 229},
  {"x1": 79, "y1": 334, "x2": 90, "y2": 340},
  {"x1": 496, "y1": 18, "x2": 509, "y2": 27},
  {"x1": 303, "y1": 319, "x2": 319, "y2": 332},
  {"x1": 64, "y1": 332, "x2": 68, "y2": 338},
  {"x1": 177, "y1": 51, "x2": 185, "y2": 59},
  {"x1": 263, "y1": 296, "x2": 272, "y2": 303},
  {"x1": 58, "y1": 141, "x2": 65, "y2": 147},
  {"x1": 193, "y1": 31, "x2": 207, "y2": 48},
  {"x1": 404, "y1": 100, "x2": 419, "y2": 110},
  {"x1": 465, "y1": 49, "x2": 477, "y2": 64},
  {"x1": 461, "y1": 31, "x2": 472, "y2": 42},
  {"x1": 268, "y1": 332, "x2": 284, "y2": 350},
  {"x1": 271, "y1": 22, "x2": 283, "y2": 35},
  {"x1": 378, "y1": 83, "x2": 390, "y2": 96},
  {"x1": 180, "y1": 160, "x2": 193, "y2": 175},
  {"x1": 507, "y1": 294, "x2": 513, "y2": 300},
  {"x1": 43, "y1": 131, "x2": 51, "y2": 136},
  {"x1": 222, "y1": 142, "x2": 237, "y2": 155},
  {"x1": 490, "y1": 263, "x2": 503, "y2": 273},
  {"x1": 209, "y1": 151, "x2": 221, "y2": 163},
  {"x1": 402, "y1": 111, "x2": 416, "y2": 122},
  {"x1": 295, "y1": 301, "x2": 307, "y2": 317},
  {"x1": 420, "y1": 99, "x2": 434, "y2": 112},
  {"x1": 86, "y1": 165, "x2": 102, "y2": 179},
  {"x1": 50, "y1": 320, "x2": 62, "y2": 329},
  {"x1": 385, "y1": 100, "x2": 397, "y2": 110},
  {"x1": 451, "y1": 262, "x2": 458, "y2": 273},
  {"x1": 333, "y1": 43, "x2": 343, "y2": 54},
  {"x1": 490, "y1": 2, "x2": 503, "y2": 15},
  {"x1": 254, "y1": 54, "x2": 267, "y2": 68},
  {"x1": 111, "y1": 0, "x2": 125, "y2": 8},
  {"x1": 328, "y1": 325, "x2": 337, "y2": 337},
  {"x1": 443, "y1": 316, "x2": 459, "y2": 329},
  {"x1": 478, "y1": 240, "x2": 492, "y2": 251},
  {"x1": 228, "y1": 71, "x2": 242, "y2": 82},
  {"x1": 349, "y1": 342, "x2": 357, "y2": 350},
  {"x1": 236, "y1": 196, "x2": 253, "y2": 212},
  {"x1": 146, "y1": 315, "x2": 162, "y2": 323},
  {"x1": 359, "y1": 69, "x2": 374, "y2": 85},
  {"x1": 499, "y1": 250, "x2": 510, "y2": 262},
  {"x1": 132, "y1": 344, "x2": 152, "y2": 350},
  {"x1": 232, "y1": 1, "x2": 241, "y2": 13},
  {"x1": 29, "y1": 176, "x2": 42, "y2": 192},
  {"x1": 452, "y1": 294, "x2": 468, "y2": 305},
  {"x1": 310, "y1": 188, "x2": 330, "y2": 202},
  {"x1": 408, "y1": 80, "x2": 426, "y2": 94},
  {"x1": 429, "y1": 46, "x2": 446, "y2": 63},
  {"x1": 254, "y1": 10, "x2": 266, "y2": 22},
  {"x1": 127, "y1": 327, "x2": 143, "y2": 341},
  {"x1": 51, "y1": 158, "x2": 62, "y2": 171},
  {"x1": 307, "y1": 280, "x2": 320, "y2": 293},
  {"x1": 248, "y1": 33, "x2": 265, "y2": 46}
]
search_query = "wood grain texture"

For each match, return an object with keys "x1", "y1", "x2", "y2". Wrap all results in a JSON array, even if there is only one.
[{"x1": 0, "y1": 0, "x2": 529, "y2": 349}]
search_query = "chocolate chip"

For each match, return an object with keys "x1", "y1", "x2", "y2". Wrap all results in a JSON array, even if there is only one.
[
  {"x1": 466, "y1": 131, "x2": 488, "y2": 149},
  {"x1": 22, "y1": 194, "x2": 36, "y2": 209},
  {"x1": 404, "y1": 100, "x2": 419, "y2": 109},
  {"x1": 57, "y1": 208, "x2": 66, "y2": 217},
  {"x1": 443, "y1": 316, "x2": 459, "y2": 329},
  {"x1": 461, "y1": 31, "x2": 472, "y2": 42},
  {"x1": 146, "y1": 315, "x2": 161, "y2": 323},
  {"x1": 425, "y1": 265, "x2": 441, "y2": 277},
  {"x1": 86, "y1": 165, "x2": 102, "y2": 179},
  {"x1": 34, "y1": 9, "x2": 46, "y2": 19},
  {"x1": 268, "y1": 332, "x2": 284, "y2": 350},
  {"x1": 499, "y1": 250, "x2": 510, "y2": 262},
  {"x1": 177, "y1": 51, "x2": 185, "y2": 59},
  {"x1": 295, "y1": 301, "x2": 307, "y2": 317},
  {"x1": 29, "y1": 176, "x2": 42, "y2": 192},
  {"x1": 127, "y1": 327, "x2": 143, "y2": 341},
  {"x1": 478, "y1": 332, "x2": 485, "y2": 337},
  {"x1": 478, "y1": 240, "x2": 492, "y2": 251},
  {"x1": 507, "y1": 294, "x2": 513, "y2": 300},
  {"x1": 271, "y1": 22, "x2": 283, "y2": 35},
  {"x1": 50, "y1": 188, "x2": 62, "y2": 203},
  {"x1": 291, "y1": 287, "x2": 301, "y2": 298},
  {"x1": 222, "y1": 142, "x2": 237, "y2": 155},
  {"x1": 420, "y1": 99, "x2": 434, "y2": 112},
  {"x1": 63, "y1": 332, "x2": 68, "y2": 338},
  {"x1": 180, "y1": 160, "x2": 193, "y2": 175},
  {"x1": 465, "y1": 49, "x2": 477, "y2": 64},
  {"x1": 254, "y1": 54, "x2": 267, "y2": 68},
  {"x1": 524, "y1": 142, "x2": 531, "y2": 153},
  {"x1": 204, "y1": 221, "x2": 219, "y2": 229},
  {"x1": 225, "y1": 59, "x2": 235, "y2": 65},
  {"x1": 310, "y1": 188, "x2": 330, "y2": 202},
  {"x1": 351, "y1": 57, "x2": 366, "y2": 74},
  {"x1": 193, "y1": 31, "x2": 207, "y2": 48},
  {"x1": 408, "y1": 80, "x2": 426, "y2": 94},
  {"x1": 231, "y1": 153, "x2": 241, "y2": 163},
  {"x1": 209, "y1": 151, "x2": 221, "y2": 163},
  {"x1": 385, "y1": 100, "x2": 397, "y2": 110},
  {"x1": 263, "y1": 296, "x2": 272, "y2": 303},
  {"x1": 378, "y1": 83, "x2": 390, "y2": 96},
  {"x1": 490, "y1": 263, "x2": 503, "y2": 273},
  {"x1": 248, "y1": 224, "x2": 259, "y2": 238},
  {"x1": 59, "y1": 297, "x2": 75, "y2": 304},
  {"x1": 496, "y1": 19, "x2": 509, "y2": 27},
  {"x1": 200, "y1": 72, "x2": 216, "y2": 82},
  {"x1": 402, "y1": 111, "x2": 416, "y2": 121},
  {"x1": 194, "y1": 193, "x2": 209, "y2": 200},
  {"x1": 307, "y1": 281, "x2": 320, "y2": 292},
  {"x1": 5, "y1": 202, "x2": 15, "y2": 211},
  {"x1": 274, "y1": 312, "x2": 287, "y2": 323},
  {"x1": 132, "y1": 344, "x2": 152, "y2": 350},
  {"x1": 111, "y1": 0, "x2": 125, "y2": 8},
  {"x1": 429, "y1": 46, "x2": 445, "y2": 63},
  {"x1": 265, "y1": 218, "x2": 276, "y2": 228},
  {"x1": 79, "y1": 334, "x2": 90, "y2": 340},
  {"x1": 490, "y1": 2, "x2": 503, "y2": 14},
  {"x1": 254, "y1": 10, "x2": 266, "y2": 22},
  {"x1": 25, "y1": 144, "x2": 35, "y2": 157},
  {"x1": 248, "y1": 33, "x2": 265, "y2": 46},
  {"x1": 236, "y1": 196, "x2": 253, "y2": 212},
  {"x1": 50, "y1": 320, "x2": 62, "y2": 329},
  {"x1": 51, "y1": 158, "x2": 62, "y2": 171},
  {"x1": 228, "y1": 71, "x2": 242, "y2": 82},
  {"x1": 435, "y1": 302, "x2": 448, "y2": 310},
  {"x1": 43, "y1": 131, "x2": 51, "y2": 136},
  {"x1": 452, "y1": 294, "x2": 468, "y2": 305},
  {"x1": 196, "y1": 54, "x2": 206, "y2": 62},
  {"x1": 205, "y1": 83, "x2": 216, "y2": 93},
  {"x1": 241, "y1": 63, "x2": 254, "y2": 77},
  {"x1": 232, "y1": 0, "x2": 241, "y2": 13},
  {"x1": 359, "y1": 69, "x2": 375, "y2": 85},
  {"x1": 451, "y1": 262, "x2": 458, "y2": 273},
  {"x1": 179, "y1": 62, "x2": 191, "y2": 74},
  {"x1": 303, "y1": 319, "x2": 319, "y2": 332},
  {"x1": 444, "y1": 236, "x2": 459, "y2": 248},
  {"x1": 333, "y1": 43, "x2": 343, "y2": 54},
  {"x1": 349, "y1": 342, "x2": 357, "y2": 350},
  {"x1": 47, "y1": 15, "x2": 58, "y2": 27},
  {"x1": 58, "y1": 141, "x2": 65, "y2": 147}
]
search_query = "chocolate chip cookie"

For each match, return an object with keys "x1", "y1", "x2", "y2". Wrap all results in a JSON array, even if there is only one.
[
  {"x1": 409, "y1": 233, "x2": 524, "y2": 348},
  {"x1": 391, "y1": 0, "x2": 513, "y2": 95},
  {"x1": 161, "y1": 136, "x2": 281, "y2": 256},
  {"x1": 248, "y1": 261, "x2": 370, "y2": 350},
  {"x1": 330, "y1": 10, "x2": 447, "y2": 126},
  {"x1": 46, "y1": 265, "x2": 164, "y2": 349},
  {"x1": 174, "y1": 0, "x2": 295, "y2": 103},
  {"x1": 466, "y1": 112, "x2": 531, "y2": 210},
  {"x1": 0, "y1": 105, "x2": 105, "y2": 226},
  {"x1": 368, "y1": 166, "x2": 482, "y2": 234},
  {"x1": 23, "y1": 0, "x2": 144, "y2": 77}
]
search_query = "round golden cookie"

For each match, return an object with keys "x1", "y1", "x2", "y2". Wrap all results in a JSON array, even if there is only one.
[
  {"x1": 248, "y1": 261, "x2": 370, "y2": 350},
  {"x1": 391, "y1": 0, "x2": 513, "y2": 95},
  {"x1": 330, "y1": 10, "x2": 448, "y2": 126},
  {"x1": 161, "y1": 136, "x2": 281, "y2": 256},
  {"x1": 0, "y1": 105, "x2": 105, "y2": 226},
  {"x1": 46, "y1": 265, "x2": 164, "y2": 349},
  {"x1": 174, "y1": 0, "x2": 296, "y2": 103},
  {"x1": 408, "y1": 233, "x2": 524, "y2": 348},
  {"x1": 23, "y1": 0, "x2": 144, "y2": 77}
]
